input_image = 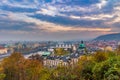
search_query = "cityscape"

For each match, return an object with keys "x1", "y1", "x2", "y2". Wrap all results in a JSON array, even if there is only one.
[
  {"x1": 0, "y1": 0, "x2": 120, "y2": 80},
  {"x1": 0, "y1": 40, "x2": 120, "y2": 66}
]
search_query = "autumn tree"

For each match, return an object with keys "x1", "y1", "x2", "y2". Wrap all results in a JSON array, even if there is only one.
[
  {"x1": 0, "y1": 65, "x2": 5, "y2": 80},
  {"x1": 93, "y1": 51, "x2": 108, "y2": 62},
  {"x1": 1, "y1": 52, "x2": 43, "y2": 80},
  {"x1": 2, "y1": 52, "x2": 24, "y2": 80},
  {"x1": 28, "y1": 54, "x2": 43, "y2": 64},
  {"x1": 54, "y1": 48, "x2": 69, "y2": 56},
  {"x1": 116, "y1": 45, "x2": 120, "y2": 55}
]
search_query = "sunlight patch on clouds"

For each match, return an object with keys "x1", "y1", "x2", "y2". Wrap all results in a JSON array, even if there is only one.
[
  {"x1": 36, "y1": 8, "x2": 58, "y2": 16},
  {"x1": 114, "y1": 7, "x2": 120, "y2": 11},
  {"x1": 46, "y1": 26, "x2": 111, "y2": 32},
  {"x1": 69, "y1": 14, "x2": 114, "y2": 20},
  {"x1": 37, "y1": 8, "x2": 55, "y2": 16},
  {"x1": 95, "y1": 0, "x2": 108, "y2": 9},
  {"x1": 35, "y1": 3, "x2": 102, "y2": 17}
]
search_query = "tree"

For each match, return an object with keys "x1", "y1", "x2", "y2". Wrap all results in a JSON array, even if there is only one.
[
  {"x1": 50, "y1": 66, "x2": 77, "y2": 80},
  {"x1": 54, "y1": 48, "x2": 69, "y2": 56},
  {"x1": 2, "y1": 52, "x2": 24, "y2": 80},
  {"x1": 25, "y1": 59, "x2": 43, "y2": 80},
  {"x1": 0, "y1": 65, "x2": 5, "y2": 80},
  {"x1": 93, "y1": 56, "x2": 120, "y2": 80},
  {"x1": 28, "y1": 54, "x2": 43, "y2": 64},
  {"x1": 39, "y1": 68, "x2": 51, "y2": 80},
  {"x1": 116, "y1": 45, "x2": 120, "y2": 55},
  {"x1": 1, "y1": 52, "x2": 43, "y2": 80},
  {"x1": 93, "y1": 51, "x2": 108, "y2": 62},
  {"x1": 75, "y1": 55, "x2": 95, "y2": 80}
]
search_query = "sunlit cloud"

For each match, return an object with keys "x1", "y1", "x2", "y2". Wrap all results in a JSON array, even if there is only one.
[
  {"x1": 69, "y1": 14, "x2": 114, "y2": 20},
  {"x1": 95, "y1": 0, "x2": 108, "y2": 9},
  {"x1": 0, "y1": 0, "x2": 120, "y2": 41},
  {"x1": 6, "y1": 12, "x2": 111, "y2": 32}
]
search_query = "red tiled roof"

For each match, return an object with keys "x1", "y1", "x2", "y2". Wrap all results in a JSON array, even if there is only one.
[{"x1": 0, "y1": 46, "x2": 5, "y2": 49}]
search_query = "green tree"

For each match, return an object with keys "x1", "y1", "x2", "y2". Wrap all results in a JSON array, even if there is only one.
[
  {"x1": 93, "y1": 51, "x2": 108, "y2": 62},
  {"x1": 76, "y1": 55, "x2": 95, "y2": 80},
  {"x1": 39, "y1": 68, "x2": 51, "y2": 80},
  {"x1": 93, "y1": 56, "x2": 120, "y2": 80}
]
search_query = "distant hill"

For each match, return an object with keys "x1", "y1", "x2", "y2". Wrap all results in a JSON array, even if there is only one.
[{"x1": 94, "y1": 33, "x2": 120, "y2": 40}]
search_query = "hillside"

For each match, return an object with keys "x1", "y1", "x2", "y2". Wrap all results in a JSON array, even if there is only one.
[{"x1": 94, "y1": 33, "x2": 120, "y2": 40}]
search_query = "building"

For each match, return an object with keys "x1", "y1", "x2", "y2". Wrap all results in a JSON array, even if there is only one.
[
  {"x1": 78, "y1": 41, "x2": 86, "y2": 50},
  {"x1": 0, "y1": 46, "x2": 8, "y2": 54},
  {"x1": 72, "y1": 44, "x2": 78, "y2": 53},
  {"x1": 25, "y1": 51, "x2": 51, "y2": 58},
  {"x1": 43, "y1": 52, "x2": 82, "y2": 67},
  {"x1": 55, "y1": 43, "x2": 73, "y2": 49},
  {"x1": 77, "y1": 41, "x2": 86, "y2": 53}
]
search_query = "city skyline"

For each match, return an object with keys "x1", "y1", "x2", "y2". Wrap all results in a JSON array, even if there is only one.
[{"x1": 0, "y1": 0, "x2": 120, "y2": 41}]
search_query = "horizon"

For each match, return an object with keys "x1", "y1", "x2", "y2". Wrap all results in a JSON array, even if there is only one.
[{"x1": 0, "y1": 0, "x2": 120, "y2": 41}]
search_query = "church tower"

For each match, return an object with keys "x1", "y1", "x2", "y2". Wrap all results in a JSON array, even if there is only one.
[
  {"x1": 78, "y1": 41, "x2": 86, "y2": 54},
  {"x1": 79, "y1": 41, "x2": 86, "y2": 49}
]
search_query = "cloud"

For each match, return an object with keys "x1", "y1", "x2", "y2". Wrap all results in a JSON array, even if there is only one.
[
  {"x1": 95, "y1": 0, "x2": 108, "y2": 9},
  {"x1": 36, "y1": 7, "x2": 58, "y2": 16},
  {"x1": 0, "y1": 10, "x2": 111, "y2": 32},
  {"x1": 0, "y1": 0, "x2": 120, "y2": 41},
  {"x1": 69, "y1": 14, "x2": 114, "y2": 20},
  {"x1": 0, "y1": 0, "x2": 37, "y2": 9}
]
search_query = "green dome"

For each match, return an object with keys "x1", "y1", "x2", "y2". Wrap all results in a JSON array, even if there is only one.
[{"x1": 79, "y1": 43, "x2": 86, "y2": 49}]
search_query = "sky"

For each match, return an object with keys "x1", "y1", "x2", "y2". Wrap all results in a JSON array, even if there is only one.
[{"x1": 0, "y1": 0, "x2": 120, "y2": 41}]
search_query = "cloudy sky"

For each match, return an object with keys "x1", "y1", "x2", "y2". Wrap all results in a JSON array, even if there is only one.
[{"x1": 0, "y1": 0, "x2": 120, "y2": 41}]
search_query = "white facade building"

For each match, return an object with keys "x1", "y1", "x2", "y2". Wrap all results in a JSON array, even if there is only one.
[{"x1": 0, "y1": 47, "x2": 8, "y2": 54}]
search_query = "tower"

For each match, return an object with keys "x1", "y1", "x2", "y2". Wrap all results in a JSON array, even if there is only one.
[
  {"x1": 78, "y1": 41, "x2": 86, "y2": 54},
  {"x1": 79, "y1": 41, "x2": 86, "y2": 49}
]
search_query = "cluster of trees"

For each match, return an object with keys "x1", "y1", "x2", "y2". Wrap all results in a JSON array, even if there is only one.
[
  {"x1": 44, "y1": 50, "x2": 120, "y2": 80},
  {"x1": 54, "y1": 48, "x2": 70, "y2": 56},
  {"x1": 0, "y1": 53, "x2": 43, "y2": 80},
  {"x1": 1, "y1": 48, "x2": 120, "y2": 80}
]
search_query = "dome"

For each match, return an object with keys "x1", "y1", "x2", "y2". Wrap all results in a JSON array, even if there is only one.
[{"x1": 79, "y1": 43, "x2": 86, "y2": 49}]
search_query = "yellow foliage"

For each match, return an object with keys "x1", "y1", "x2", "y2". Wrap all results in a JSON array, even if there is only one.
[
  {"x1": 93, "y1": 51, "x2": 108, "y2": 62},
  {"x1": 54, "y1": 48, "x2": 69, "y2": 56},
  {"x1": 1, "y1": 52, "x2": 43, "y2": 80}
]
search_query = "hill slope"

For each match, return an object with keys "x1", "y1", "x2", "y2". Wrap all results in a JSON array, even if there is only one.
[{"x1": 94, "y1": 33, "x2": 120, "y2": 40}]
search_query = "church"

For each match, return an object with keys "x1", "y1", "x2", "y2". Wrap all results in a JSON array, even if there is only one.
[{"x1": 77, "y1": 41, "x2": 87, "y2": 54}]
